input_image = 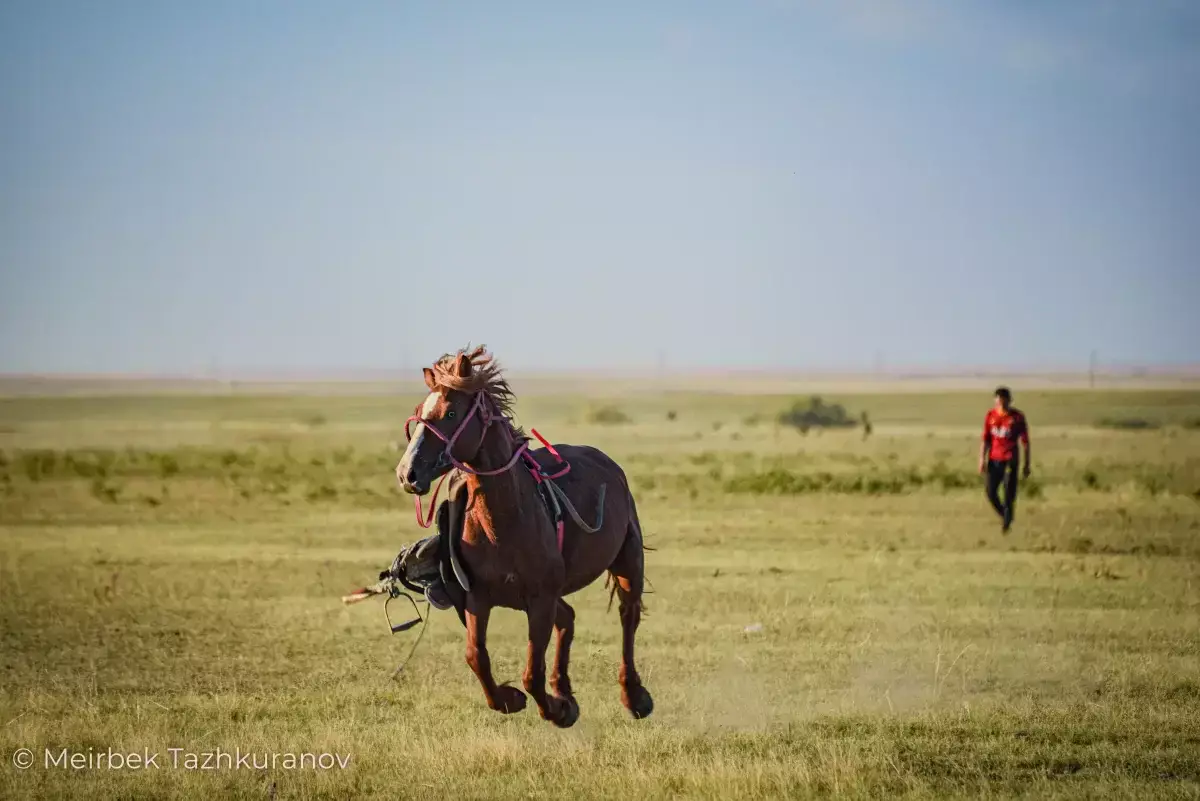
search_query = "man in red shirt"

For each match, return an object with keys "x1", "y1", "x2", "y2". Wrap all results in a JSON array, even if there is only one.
[{"x1": 979, "y1": 386, "x2": 1031, "y2": 532}]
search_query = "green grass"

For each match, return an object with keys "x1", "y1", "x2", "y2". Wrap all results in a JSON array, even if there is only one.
[{"x1": 2, "y1": 387, "x2": 1199, "y2": 799}]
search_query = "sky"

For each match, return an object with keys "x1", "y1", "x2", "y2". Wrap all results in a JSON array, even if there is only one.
[{"x1": 1, "y1": 0, "x2": 1197, "y2": 375}]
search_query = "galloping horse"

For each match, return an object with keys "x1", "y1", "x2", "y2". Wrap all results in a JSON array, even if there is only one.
[{"x1": 395, "y1": 346, "x2": 653, "y2": 728}]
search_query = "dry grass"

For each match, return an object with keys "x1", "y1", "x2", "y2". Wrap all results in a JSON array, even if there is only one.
[{"x1": 1, "y1": 387, "x2": 1199, "y2": 799}]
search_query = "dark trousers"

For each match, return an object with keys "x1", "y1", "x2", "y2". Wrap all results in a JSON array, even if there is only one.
[{"x1": 985, "y1": 458, "x2": 1019, "y2": 527}]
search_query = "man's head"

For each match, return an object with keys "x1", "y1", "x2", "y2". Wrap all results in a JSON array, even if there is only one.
[{"x1": 993, "y1": 386, "x2": 1012, "y2": 412}]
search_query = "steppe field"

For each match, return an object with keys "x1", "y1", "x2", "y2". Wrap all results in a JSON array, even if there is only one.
[{"x1": 2, "y1": 376, "x2": 1199, "y2": 800}]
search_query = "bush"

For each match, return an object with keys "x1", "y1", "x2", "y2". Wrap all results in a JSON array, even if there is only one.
[
  {"x1": 777, "y1": 396, "x2": 858, "y2": 433},
  {"x1": 90, "y1": 478, "x2": 121, "y2": 503},
  {"x1": 1096, "y1": 417, "x2": 1161, "y2": 431},
  {"x1": 724, "y1": 463, "x2": 980, "y2": 497},
  {"x1": 928, "y1": 461, "x2": 976, "y2": 491},
  {"x1": 585, "y1": 405, "x2": 631, "y2": 425}
]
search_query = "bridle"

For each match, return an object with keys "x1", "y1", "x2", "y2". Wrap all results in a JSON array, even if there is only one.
[{"x1": 402, "y1": 390, "x2": 531, "y2": 528}]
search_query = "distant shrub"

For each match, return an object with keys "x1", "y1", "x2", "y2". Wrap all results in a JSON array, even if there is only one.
[
  {"x1": 1080, "y1": 469, "x2": 1104, "y2": 491},
  {"x1": 743, "y1": 413, "x2": 764, "y2": 427},
  {"x1": 928, "y1": 461, "x2": 976, "y2": 491},
  {"x1": 305, "y1": 483, "x2": 338, "y2": 502},
  {"x1": 303, "y1": 413, "x2": 328, "y2": 427},
  {"x1": 1138, "y1": 474, "x2": 1167, "y2": 496},
  {"x1": 725, "y1": 463, "x2": 980, "y2": 497},
  {"x1": 634, "y1": 475, "x2": 657, "y2": 493},
  {"x1": 1096, "y1": 417, "x2": 1161, "y2": 431},
  {"x1": 666, "y1": 410, "x2": 677, "y2": 421},
  {"x1": 1181, "y1": 417, "x2": 1200, "y2": 430},
  {"x1": 90, "y1": 478, "x2": 120, "y2": 503},
  {"x1": 156, "y1": 454, "x2": 180, "y2": 478},
  {"x1": 21, "y1": 450, "x2": 57, "y2": 481},
  {"x1": 220, "y1": 449, "x2": 246, "y2": 468},
  {"x1": 586, "y1": 405, "x2": 631, "y2": 425},
  {"x1": 777, "y1": 396, "x2": 858, "y2": 433},
  {"x1": 1068, "y1": 537, "x2": 1094, "y2": 554}
]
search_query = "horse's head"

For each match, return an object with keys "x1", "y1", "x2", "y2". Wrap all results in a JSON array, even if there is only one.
[{"x1": 396, "y1": 349, "x2": 496, "y2": 495}]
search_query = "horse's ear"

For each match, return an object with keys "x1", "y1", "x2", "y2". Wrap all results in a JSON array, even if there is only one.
[
  {"x1": 453, "y1": 351, "x2": 472, "y2": 378},
  {"x1": 423, "y1": 367, "x2": 437, "y2": 391}
]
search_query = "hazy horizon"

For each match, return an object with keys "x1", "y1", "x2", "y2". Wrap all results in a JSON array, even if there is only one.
[{"x1": 3, "y1": 1, "x2": 1198, "y2": 375}]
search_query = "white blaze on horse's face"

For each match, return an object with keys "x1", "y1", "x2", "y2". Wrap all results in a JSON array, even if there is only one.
[{"x1": 397, "y1": 391, "x2": 441, "y2": 492}]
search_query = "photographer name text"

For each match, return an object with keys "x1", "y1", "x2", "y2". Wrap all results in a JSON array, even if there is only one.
[{"x1": 23, "y1": 747, "x2": 351, "y2": 771}]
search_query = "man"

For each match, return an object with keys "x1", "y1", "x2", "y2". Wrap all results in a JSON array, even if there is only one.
[{"x1": 979, "y1": 386, "x2": 1031, "y2": 533}]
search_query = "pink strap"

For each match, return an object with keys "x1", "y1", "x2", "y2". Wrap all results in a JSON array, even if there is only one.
[
  {"x1": 404, "y1": 393, "x2": 570, "y2": 553},
  {"x1": 413, "y1": 472, "x2": 449, "y2": 529}
]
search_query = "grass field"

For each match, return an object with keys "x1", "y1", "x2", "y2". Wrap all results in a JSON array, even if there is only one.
[{"x1": 2, "y1": 381, "x2": 1199, "y2": 799}]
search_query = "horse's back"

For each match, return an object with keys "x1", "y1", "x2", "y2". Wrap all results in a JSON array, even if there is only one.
[{"x1": 549, "y1": 444, "x2": 626, "y2": 482}]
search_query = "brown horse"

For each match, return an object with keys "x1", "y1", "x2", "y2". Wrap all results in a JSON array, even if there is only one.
[{"x1": 395, "y1": 346, "x2": 653, "y2": 728}]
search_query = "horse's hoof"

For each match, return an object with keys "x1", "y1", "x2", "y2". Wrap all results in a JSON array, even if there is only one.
[
  {"x1": 493, "y1": 685, "x2": 527, "y2": 714},
  {"x1": 623, "y1": 685, "x2": 654, "y2": 720},
  {"x1": 550, "y1": 695, "x2": 579, "y2": 729}
]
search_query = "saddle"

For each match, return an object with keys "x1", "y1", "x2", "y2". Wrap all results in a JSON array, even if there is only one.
[
  {"x1": 387, "y1": 452, "x2": 583, "y2": 628},
  {"x1": 435, "y1": 471, "x2": 471, "y2": 626}
]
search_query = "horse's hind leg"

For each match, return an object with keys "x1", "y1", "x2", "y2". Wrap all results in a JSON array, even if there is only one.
[
  {"x1": 610, "y1": 519, "x2": 654, "y2": 719},
  {"x1": 551, "y1": 599, "x2": 576, "y2": 702}
]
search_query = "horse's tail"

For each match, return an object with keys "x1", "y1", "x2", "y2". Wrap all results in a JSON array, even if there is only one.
[{"x1": 606, "y1": 483, "x2": 650, "y2": 615}]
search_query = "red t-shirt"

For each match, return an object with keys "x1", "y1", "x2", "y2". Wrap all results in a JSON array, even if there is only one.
[{"x1": 983, "y1": 408, "x2": 1029, "y2": 462}]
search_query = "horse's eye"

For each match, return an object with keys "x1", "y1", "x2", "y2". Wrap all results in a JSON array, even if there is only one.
[{"x1": 446, "y1": 410, "x2": 456, "y2": 420}]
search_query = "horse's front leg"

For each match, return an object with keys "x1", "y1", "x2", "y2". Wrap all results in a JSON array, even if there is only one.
[
  {"x1": 464, "y1": 593, "x2": 525, "y2": 714},
  {"x1": 550, "y1": 599, "x2": 576, "y2": 702},
  {"x1": 523, "y1": 594, "x2": 579, "y2": 728}
]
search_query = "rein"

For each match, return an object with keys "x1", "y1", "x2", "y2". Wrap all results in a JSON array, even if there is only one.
[
  {"x1": 405, "y1": 392, "x2": 530, "y2": 529},
  {"x1": 404, "y1": 392, "x2": 573, "y2": 537}
]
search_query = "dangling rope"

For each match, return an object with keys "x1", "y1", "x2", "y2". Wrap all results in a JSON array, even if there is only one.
[
  {"x1": 343, "y1": 579, "x2": 432, "y2": 680},
  {"x1": 389, "y1": 601, "x2": 431, "y2": 680}
]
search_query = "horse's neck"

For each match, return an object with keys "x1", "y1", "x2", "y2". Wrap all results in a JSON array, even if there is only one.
[{"x1": 464, "y1": 426, "x2": 534, "y2": 541}]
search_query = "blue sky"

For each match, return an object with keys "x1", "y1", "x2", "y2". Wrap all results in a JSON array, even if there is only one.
[{"x1": 1, "y1": 1, "x2": 1197, "y2": 374}]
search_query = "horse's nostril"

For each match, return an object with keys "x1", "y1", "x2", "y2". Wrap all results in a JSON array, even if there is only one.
[{"x1": 406, "y1": 468, "x2": 419, "y2": 487}]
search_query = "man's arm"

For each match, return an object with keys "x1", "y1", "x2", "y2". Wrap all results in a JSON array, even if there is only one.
[
  {"x1": 979, "y1": 414, "x2": 992, "y2": 474},
  {"x1": 1020, "y1": 415, "x2": 1032, "y2": 476}
]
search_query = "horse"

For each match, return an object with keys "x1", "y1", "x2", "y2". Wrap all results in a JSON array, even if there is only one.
[{"x1": 395, "y1": 346, "x2": 653, "y2": 728}]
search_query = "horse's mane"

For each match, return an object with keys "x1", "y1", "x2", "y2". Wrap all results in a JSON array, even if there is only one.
[{"x1": 430, "y1": 345, "x2": 524, "y2": 438}]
